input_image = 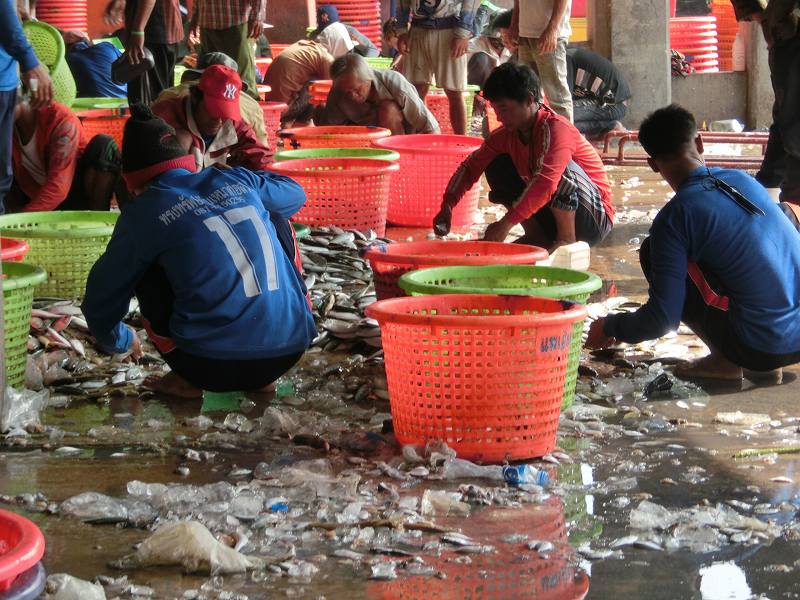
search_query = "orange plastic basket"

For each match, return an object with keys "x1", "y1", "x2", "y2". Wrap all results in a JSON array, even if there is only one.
[
  {"x1": 75, "y1": 108, "x2": 129, "y2": 150},
  {"x1": 373, "y1": 134, "x2": 482, "y2": 227},
  {"x1": 424, "y1": 90, "x2": 475, "y2": 135},
  {"x1": 280, "y1": 125, "x2": 392, "y2": 149},
  {"x1": 267, "y1": 157, "x2": 399, "y2": 235},
  {"x1": 261, "y1": 101, "x2": 288, "y2": 146},
  {"x1": 255, "y1": 57, "x2": 273, "y2": 78},
  {"x1": 364, "y1": 240, "x2": 549, "y2": 300},
  {"x1": 309, "y1": 79, "x2": 332, "y2": 106},
  {"x1": 0, "y1": 238, "x2": 29, "y2": 262},
  {"x1": 366, "y1": 294, "x2": 587, "y2": 462}
]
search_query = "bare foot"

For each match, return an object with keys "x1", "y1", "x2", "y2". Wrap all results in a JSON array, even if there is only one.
[
  {"x1": 744, "y1": 368, "x2": 783, "y2": 385},
  {"x1": 144, "y1": 372, "x2": 203, "y2": 399},
  {"x1": 674, "y1": 354, "x2": 743, "y2": 381}
]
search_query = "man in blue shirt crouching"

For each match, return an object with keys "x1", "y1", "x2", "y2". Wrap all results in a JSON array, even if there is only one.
[
  {"x1": 587, "y1": 104, "x2": 800, "y2": 382},
  {"x1": 82, "y1": 103, "x2": 316, "y2": 398}
]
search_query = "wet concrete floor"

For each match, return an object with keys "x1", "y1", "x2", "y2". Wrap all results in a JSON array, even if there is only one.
[{"x1": 3, "y1": 166, "x2": 800, "y2": 599}]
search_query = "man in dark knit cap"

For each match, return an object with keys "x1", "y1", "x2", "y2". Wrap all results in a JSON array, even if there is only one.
[{"x1": 82, "y1": 103, "x2": 316, "y2": 398}]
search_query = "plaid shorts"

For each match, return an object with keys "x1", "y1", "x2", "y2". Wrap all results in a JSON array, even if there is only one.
[{"x1": 485, "y1": 154, "x2": 612, "y2": 246}]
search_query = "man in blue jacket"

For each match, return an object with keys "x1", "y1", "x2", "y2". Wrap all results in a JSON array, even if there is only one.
[
  {"x1": 82, "y1": 104, "x2": 316, "y2": 398},
  {"x1": 587, "y1": 105, "x2": 800, "y2": 381},
  {"x1": 1, "y1": 0, "x2": 53, "y2": 213}
]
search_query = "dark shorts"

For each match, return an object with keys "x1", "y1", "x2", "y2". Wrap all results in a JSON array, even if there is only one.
[
  {"x1": 640, "y1": 237, "x2": 800, "y2": 371},
  {"x1": 485, "y1": 153, "x2": 613, "y2": 246},
  {"x1": 136, "y1": 215, "x2": 308, "y2": 392}
]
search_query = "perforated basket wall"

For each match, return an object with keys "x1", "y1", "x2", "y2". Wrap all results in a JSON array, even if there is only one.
[
  {"x1": 367, "y1": 295, "x2": 587, "y2": 462},
  {"x1": 0, "y1": 211, "x2": 118, "y2": 299},
  {"x1": 373, "y1": 135, "x2": 482, "y2": 228},
  {"x1": 3, "y1": 263, "x2": 47, "y2": 387},
  {"x1": 268, "y1": 158, "x2": 398, "y2": 236}
]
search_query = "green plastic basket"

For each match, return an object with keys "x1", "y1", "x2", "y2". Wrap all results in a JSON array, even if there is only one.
[
  {"x1": 71, "y1": 97, "x2": 129, "y2": 111},
  {"x1": 399, "y1": 265, "x2": 602, "y2": 409},
  {"x1": 3, "y1": 262, "x2": 47, "y2": 387},
  {"x1": 293, "y1": 223, "x2": 311, "y2": 239},
  {"x1": 0, "y1": 211, "x2": 118, "y2": 299},
  {"x1": 23, "y1": 21, "x2": 77, "y2": 107},
  {"x1": 275, "y1": 147, "x2": 400, "y2": 162},
  {"x1": 365, "y1": 56, "x2": 393, "y2": 69}
]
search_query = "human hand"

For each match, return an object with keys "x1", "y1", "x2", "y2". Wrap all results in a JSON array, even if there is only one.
[
  {"x1": 536, "y1": 26, "x2": 558, "y2": 54},
  {"x1": 585, "y1": 318, "x2": 615, "y2": 349},
  {"x1": 129, "y1": 327, "x2": 144, "y2": 360},
  {"x1": 248, "y1": 19, "x2": 263, "y2": 39},
  {"x1": 481, "y1": 218, "x2": 514, "y2": 242},
  {"x1": 63, "y1": 30, "x2": 90, "y2": 46},
  {"x1": 433, "y1": 204, "x2": 453, "y2": 236},
  {"x1": 450, "y1": 36, "x2": 469, "y2": 58},
  {"x1": 125, "y1": 32, "x2": 146, "y2": 64},
  {"x1": 397, "y1": 33, "x2": 410, "y2": 55},
  {"x1": 21, "y1": 65, "x2": 53, "y2": 108}
]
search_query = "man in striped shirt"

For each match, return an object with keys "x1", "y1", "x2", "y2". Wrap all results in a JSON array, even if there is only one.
[{"x1": 190, "y1": 0, "x2": 264, "y2": 100}]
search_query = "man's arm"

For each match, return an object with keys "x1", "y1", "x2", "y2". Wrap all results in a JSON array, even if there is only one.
[
  {"x1": 248, "y1": 0, "x2": 265, "y2": 39},
  {"x1": 604, "y1": 215, "x2": 689, "y2": 343},
  {"x1": 82, "y1": 215, "x2": 150, "y2": 354},
  {"x1": 316, "y1": 88, "x2": 350, "y2": 126},
  {"x1": 538, "y1": 0, "x2": 568, "y2": 54},
  {"x1": 230, "y1": 167, "x2": 306, "y2": 219},
  {"x1": 729, "y1": 0, "x2": 766, "y2": 21},
  {"x1": 125, "y1": 0, "x2": 156, "y2": 64},
  {"x1": 442, "y1": 140, "x2": 501, "y2": 208},
  {"x1": 230, "y1": 121, "x2": 274, "y2": 170},
  {"x1": 394, "y1": 77, "x2": 439, "y2": 133},
  {"x1": 455, "y1": 0, "x2": 482, "y2": 38},
  {"x1": 0, "y1": 0, "x2": 38, "y2": 73},
  {"x1": 24, "y1": 117, "x2": 81, "y2": 212}
]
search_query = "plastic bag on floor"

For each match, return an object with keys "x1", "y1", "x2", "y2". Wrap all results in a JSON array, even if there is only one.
[
  {"x1": 60, "y1": 492, "x2": 129, "y2": 524},
  {"x1": 44, "y1": 574, "x2": 106, "y2": 600},
  {"x1": 111, "y1": 521, "x2": 271, "y2": 575},
  {"x1": 0, "y1": 386, "x2": 48, "y2": 433}
]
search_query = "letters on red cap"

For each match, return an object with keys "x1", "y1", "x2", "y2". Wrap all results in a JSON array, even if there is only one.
[{"x1": 198, "y1": 64, "x2": 242, "y2": 122}]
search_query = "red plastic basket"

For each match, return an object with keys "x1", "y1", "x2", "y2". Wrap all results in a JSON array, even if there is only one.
[
  {"x1": 261, "y1": 101, "x2": 288, "y2": 146},
  {"x1": 364, "y1": 240, "x2": 549, "y2": 300},
  {"x1": 0, "y1": 238, "x2": 29, "y2": 263},
  {"x1": 425, "y1": 91, "x2": 475, "y2": 135},
  {"x1": 75, "y1": 109, "x2": 129, "y2": 150},
  {"x1": 280, "y1": 125, "x2": 391, "y2": 149},
  {"x1": 366, "y1": 294, "x2": 587, "y2": 462},
  {"x1": 267, "y1": 157, "x2": 398, "y2": 235},
  {"x1": 309, "y1": 79, "x2": 333, "y2": 106},
  {"x1": 373, "y1": 134, "x2": 482, "y2": 227},
  {"x1": 0, "y1": 510, "x2": 46, "y2": 592},
  {"x1": 255, "y1": 57, "x2": 273, "y2": 78}
]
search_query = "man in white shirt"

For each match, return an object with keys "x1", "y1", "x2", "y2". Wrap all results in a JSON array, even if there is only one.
[
  {"x1": 511, "y1": 0, "x2": 573, "y2": 121},
  {"x1": 317, "y1": 21, "x2": 356, "y2": 59}
]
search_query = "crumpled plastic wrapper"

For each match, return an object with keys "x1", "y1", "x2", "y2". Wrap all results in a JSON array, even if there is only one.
[
  {"x1": 111, "y1": 521, "x2": 273, "y2": 575},
  {"x1": 44, "y1": 573, "x2": 106, "y2": 600},
  {"x1": 0, "y1": 385, "x2": 48, "y2": 433}
]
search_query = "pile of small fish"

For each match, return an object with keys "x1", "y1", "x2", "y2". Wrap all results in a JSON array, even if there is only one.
[{"x1": 298, "y1": 227, "x2": 383, "y2": 352}]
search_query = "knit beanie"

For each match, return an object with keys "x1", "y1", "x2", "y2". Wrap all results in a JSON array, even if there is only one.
[{"x1": 121, "y1": 103, "x2": 197, "y2": 191}]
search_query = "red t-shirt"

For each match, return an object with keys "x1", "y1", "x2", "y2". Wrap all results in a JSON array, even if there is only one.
[{"x1": 446, "y1": 106, "x2": 614, "y2": 224}]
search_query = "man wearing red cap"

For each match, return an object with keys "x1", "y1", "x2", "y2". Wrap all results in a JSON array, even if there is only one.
[{"x1": 153, "y1": 64, "x2": 272, "y2": 172}]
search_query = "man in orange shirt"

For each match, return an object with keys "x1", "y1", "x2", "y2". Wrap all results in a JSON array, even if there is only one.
[{"x1": 435, "y1": 62, "x2": 614, "y2": 249}]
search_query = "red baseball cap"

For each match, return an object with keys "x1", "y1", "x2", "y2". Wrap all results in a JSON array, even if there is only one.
[{"x1": 198, "y1": 64, "x2": 242, "y2": 122}]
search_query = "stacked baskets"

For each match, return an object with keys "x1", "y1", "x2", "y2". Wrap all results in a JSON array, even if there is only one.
[
  {"x1": 318, "y1": 0, "x2": 382, "y2": 53},
  {"x1": 268, "y1": 158, "x2": 398, "y2": 235},
  {"x1": 711, "y1": 0, "x2": 739, "y2": 71},
  {"x1": 280, "y1": 125, "x2": 391, "y2": 149},
  {"x1": 425, "y1": 85, "x2": 480, "y2": 135},
  {"x1": 670, "y1": 16, "x2": 720, "y2": 73},
  {"x1": 35, "y1": 0, "x2": 88, "y2": 32},
  {"x1": 0, "y1": 510, "x2": 46, "y2": 596}
]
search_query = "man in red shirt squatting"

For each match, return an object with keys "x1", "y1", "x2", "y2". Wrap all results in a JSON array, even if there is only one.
[{"x1": 434, "y1": 62, "x2": 614, "y2": 249}]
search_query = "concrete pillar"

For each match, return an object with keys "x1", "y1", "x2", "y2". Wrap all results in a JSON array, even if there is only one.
[
  {"x1": 743, "y1": 21, "x2": 774, "y2": 129},
  {"x1": 609, "y1": 0, "x2": 671, "y2": 128},
  {"x1": 587, "y1": 0, "x2": 611, "y2": 58}
]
